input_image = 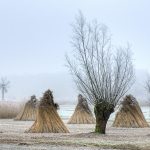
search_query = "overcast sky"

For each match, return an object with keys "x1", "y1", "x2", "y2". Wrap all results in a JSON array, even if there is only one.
[{"x1": 0, "y1": 0, "x2": 149, "y2": 102}]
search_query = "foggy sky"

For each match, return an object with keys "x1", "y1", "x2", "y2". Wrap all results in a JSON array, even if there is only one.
[{"x1": 0, "y1": 0, "x2": 150, "y2": 102}]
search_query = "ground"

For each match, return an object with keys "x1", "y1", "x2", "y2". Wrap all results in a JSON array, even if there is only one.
[{"x1": 0, "y1": 119, "x2": 150, "y2": 150}]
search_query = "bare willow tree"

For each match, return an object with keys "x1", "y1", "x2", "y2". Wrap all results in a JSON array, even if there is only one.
[
  {"x1": 66, "y1": 12, "x2": 135, "y2": 134},
  {"x1": 0, "y1": 77, "x2": 10, "y2": 100}
]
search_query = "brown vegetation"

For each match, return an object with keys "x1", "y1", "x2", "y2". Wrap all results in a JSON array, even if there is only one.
[
  {"x1": 15, "y1": 95, "x2": 38, "y2": 121},
  {"x1": 113, "y1": 95, "x2": 149, "y2": 128},
  {"x1": 68, "y1": 94, "x2": 95, "y2": 124},
  {"x1": 27, "y1": 89, "x2": 69, "y2": 133},
  {"x1": 0, "y1": 101, "x2": 21, "y2": 119}
]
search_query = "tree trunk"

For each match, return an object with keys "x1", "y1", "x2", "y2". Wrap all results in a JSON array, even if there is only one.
[{"x1": 94, "y1": 102, "x2": 114, "y2": 134}]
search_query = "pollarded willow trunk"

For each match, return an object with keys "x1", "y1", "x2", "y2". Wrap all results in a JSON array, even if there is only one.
[{"x1": 94, "y1": 102, "x2": 114, "y2": 134}]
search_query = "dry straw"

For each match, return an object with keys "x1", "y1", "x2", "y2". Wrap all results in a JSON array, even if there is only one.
[
  {"x1": 27, "y1": 89, "x2": 69, "y2": 133},
  {"x1": 0, "y1": 101, "x2": 21, "y2": 119},
  {"x1": 113, "y1": 95, "x2": 149, "y2": 128},
  {"x1": 68, "y1": 94, "x2": 95, "y2": 124},
  {"x1": 15, "y1": 95, "x2": 38, "y2": 121}
]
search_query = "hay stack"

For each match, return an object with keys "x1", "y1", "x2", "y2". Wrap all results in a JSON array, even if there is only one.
[
  {"x1": 113, "y1": 95, "x2": 149, "y2": 128},
  {"x1": 15, "y1": 95, "x2": 37, "y2": 121},
  {"x1": 68, "y1": 94, "x2": 95, "y2": 124},
  {"x1": 27, "y1": 89, "x2": 69, "y2": 133}
]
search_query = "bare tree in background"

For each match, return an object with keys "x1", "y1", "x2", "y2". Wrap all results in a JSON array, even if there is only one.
[
  {"x1": 0, "y1": 77, "x2": 10, "y2": 100},
  {"x1": 66, "y1": 12, "x2": 135, "y2": 134}
]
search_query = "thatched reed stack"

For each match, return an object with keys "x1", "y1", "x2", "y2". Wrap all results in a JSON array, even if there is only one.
[
  {"x1": 27, "y1": 89, "x2": 69, "y2": 133},
  {"x1": 113, "y1": 95, "x2": 149, "y2": 128},
  {"x1": 68, "y1": 94, "x2": 95, "y2": 124},
  {"x1": 15, "y1": 95, "x2": 37, "y2": 121}
]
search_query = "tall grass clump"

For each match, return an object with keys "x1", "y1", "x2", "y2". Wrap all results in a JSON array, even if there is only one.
[{"x1": 0, "y1": 101, "x2": 22, "y2": 119}]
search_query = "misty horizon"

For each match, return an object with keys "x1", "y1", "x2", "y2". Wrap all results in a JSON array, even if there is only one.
[{"x1": 0, "y1": 0, "x2": 150, "y2": 103}]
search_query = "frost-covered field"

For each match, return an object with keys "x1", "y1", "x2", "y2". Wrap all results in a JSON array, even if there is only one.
[
  {"x1": 0, "y1": 104, "x2": 150, "y2": 150},
  {"x1": 0, "y1": 118, "x2": 150, "y2": 150}
]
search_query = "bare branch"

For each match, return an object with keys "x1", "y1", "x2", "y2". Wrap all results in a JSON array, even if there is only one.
[{"x1": 67, "y1": 12, "x2": 135, "y2": 107}]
